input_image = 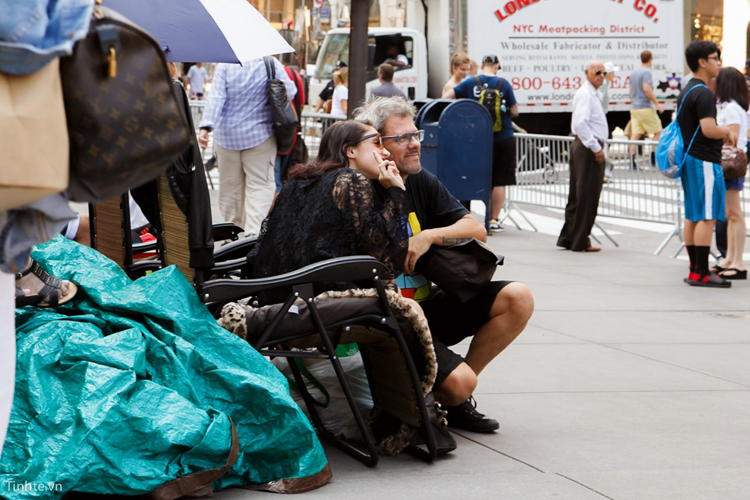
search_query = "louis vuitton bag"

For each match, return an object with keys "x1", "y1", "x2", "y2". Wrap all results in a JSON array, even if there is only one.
[{"x1": 60, "y1": 2, "x2": 192, "y2": 202}]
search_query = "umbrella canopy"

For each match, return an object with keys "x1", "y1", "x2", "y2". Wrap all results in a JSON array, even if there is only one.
[{"x1": 103, "y1": 0, "x2": 294, "y2": 64}]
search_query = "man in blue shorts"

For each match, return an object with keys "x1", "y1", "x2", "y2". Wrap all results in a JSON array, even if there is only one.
[
  {"x1": 678, "y1": 41, "x2": 737, "y2": 287},
  {"x1": 355, "y1": 97, "x2": 534, "y2": 433}
]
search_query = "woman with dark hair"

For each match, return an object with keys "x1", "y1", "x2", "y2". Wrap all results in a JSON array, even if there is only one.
[
  {"x1": 714, "y1": 66, "x2": 748, "y2": 279},
  {"x1": 248, "y1": 120, "x2": 407, "y2": 296}
]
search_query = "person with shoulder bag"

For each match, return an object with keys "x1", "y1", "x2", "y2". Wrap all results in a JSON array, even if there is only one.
[
  {"x1": 677, "y1": 41, "x2": 736, "y2": 288},
  {"x1": 713, "y1": 67, "x2": 749, "y2": 280},
  {"x1": 198, "y1": 58, "x2": 297, "y2": 237},
  {"x1": 355, "y1": 97, "x2": 534, "y2": 435}
]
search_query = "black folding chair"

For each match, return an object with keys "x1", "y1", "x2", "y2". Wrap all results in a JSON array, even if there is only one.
[{"x1": 201, "y1": 255, "x2": 441, "y2": 466}]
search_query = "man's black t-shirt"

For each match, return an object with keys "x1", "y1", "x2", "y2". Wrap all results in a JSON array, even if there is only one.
[
  {"x1": 676, "y1": 78, "x2": 722, "y2": 164},
  {"x1": 372, "y1": 168, "x2": 468, "y2": 299},
  {"x1": 372, "y1": 168, "x2": 468, "y2": 234}
]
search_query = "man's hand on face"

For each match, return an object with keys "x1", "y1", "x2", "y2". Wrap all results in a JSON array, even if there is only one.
[{"x1": 404, "y1": 231, "x2": 434, "y2": 274}]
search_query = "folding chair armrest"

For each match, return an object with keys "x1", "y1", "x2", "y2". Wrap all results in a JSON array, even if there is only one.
[
  {"x1": 210, "y1": 257, "x2": 247, "y2": 274},
  {"x1": 212, "y1": 223, "x2": 244, "y2": 242},
  {"x1": 201, "y1": 255, "x2": 388, "y2": 303},
  {"x1": 213, "y1": 236, "x2": 258, "y2": 262}
]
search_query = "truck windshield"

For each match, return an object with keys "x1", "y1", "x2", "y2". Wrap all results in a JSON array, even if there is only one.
[
  {"x1": 315, "y1": 33, "x2": 411, "y2": 81},
  {"x1": 315, "y1": 34, "x2": 349, "y2": 80}
]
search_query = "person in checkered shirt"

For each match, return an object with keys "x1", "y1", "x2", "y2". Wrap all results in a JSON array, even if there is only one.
[{"x1": 198, "y1": 57, "x2": 296, "y2": 237}]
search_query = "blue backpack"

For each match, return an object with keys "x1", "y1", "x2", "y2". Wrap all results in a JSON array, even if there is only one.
[{"x1": 655, "y1": 84, "x2": 707, "y2": 178}]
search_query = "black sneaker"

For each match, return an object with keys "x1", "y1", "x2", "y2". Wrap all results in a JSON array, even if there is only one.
[{"x1": 443, "y1": 396, "x2": 499, "y2": 433}]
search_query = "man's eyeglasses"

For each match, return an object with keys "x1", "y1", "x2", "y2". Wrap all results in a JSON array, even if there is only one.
[
  {"x1": 594, "y1": 70, "x2": 608, "y2": 76},
  {"x1": 707, "y1": 55, "x2": 722, "y2": 64},
  {"x1": 381, "y1": 130, "x2": 425, "y2": 146},
  {"x1": 352, "y1": 133, "x2": 383, "y2": 148}
]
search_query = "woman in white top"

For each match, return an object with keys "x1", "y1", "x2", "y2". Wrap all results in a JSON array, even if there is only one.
[
  {"x1": 442, "y1": 53, "x2": 471, "y2": 96},
  {"x1": 330, "y1": 67, "x2": 349, "y2": 116},
  {"x1": 715, "y1": 67, "x2": 749, "y2": 280}
]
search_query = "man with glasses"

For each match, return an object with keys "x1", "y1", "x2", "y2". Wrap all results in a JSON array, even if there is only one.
[
  {"x1": 678, "y1": 41, "x2": 736, "y2": 287},
  {"x1": 355, "y1": 97, "x2": 534, "y2": 434},
  {"x1": 557, "y1": 60, "x2": 608, "y2": 253},
  {"x1": 629, "y1": 50, "x2": 664, "y2": 169},
  {"x1": 442, "y1": 54, "x2": 519, "y2": 233}
]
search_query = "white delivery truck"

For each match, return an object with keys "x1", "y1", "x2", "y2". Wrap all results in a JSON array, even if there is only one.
[
  {"x1": 308, "y1": 27, "x2": 428, "y2": 106},
  {"x1": 312, "y1": 0, "x2": 686, "y2": 134}
]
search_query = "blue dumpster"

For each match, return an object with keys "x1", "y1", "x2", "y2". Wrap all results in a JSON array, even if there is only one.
[{"x1": 416, "y1": 99, "x2": 493, "y2": 231}]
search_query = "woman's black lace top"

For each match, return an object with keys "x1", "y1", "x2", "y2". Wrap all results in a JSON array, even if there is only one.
[{"x1": 249, "y1": 168, "x2": 408, "y2": 303}]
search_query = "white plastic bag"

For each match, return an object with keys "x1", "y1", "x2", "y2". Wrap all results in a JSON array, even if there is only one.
[{"x1": 273, "y1": 345, "x2": 373, "y2": 440}]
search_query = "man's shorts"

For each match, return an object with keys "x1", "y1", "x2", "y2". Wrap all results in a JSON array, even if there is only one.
[
  {"x1": 629, "y1": 108, "x2": 662, "y2": 136},
  {"x1": 421, "y1": 280, "x2": 513, "y2": 387},
  {"x1": 492, "y1": 136, "x2": 517, "y2": 187},
  {"x1": 681, "y1": 154, "x2": 726, "y2": 222}
]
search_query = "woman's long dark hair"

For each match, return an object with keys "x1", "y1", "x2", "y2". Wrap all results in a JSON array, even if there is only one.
[
  {"x1": 716, "y1": 67, "x2": 750, "y2": 111},
  {"x1": 288, "y1": 120, "x2": 370, "y2": 180}
]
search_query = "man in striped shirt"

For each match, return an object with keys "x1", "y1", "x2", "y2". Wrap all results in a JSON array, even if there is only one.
[{"x1": 199, "y1": 57, "x2": 296, "y2": 236}]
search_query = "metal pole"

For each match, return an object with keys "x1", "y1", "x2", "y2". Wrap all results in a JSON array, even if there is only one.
[{"x1": 348, "y1": 0, "x2": 371, "y2": 117}]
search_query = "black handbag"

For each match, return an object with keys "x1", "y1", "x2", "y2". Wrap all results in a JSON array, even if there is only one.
[
  {"x1": 60, "y1": 2, "x2": 192, "y2": 202},
  {"x1": 263, "y1": 56, "x2": 298, "y2": 155},
  {"x1": 405, "y1": 392, "x2": 457, "y2": 459},
  {"x1": 415, "y1": 239, "x2": 503, "y2": 303}
]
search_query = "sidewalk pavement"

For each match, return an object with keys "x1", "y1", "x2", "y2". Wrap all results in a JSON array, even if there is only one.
[{"x1": 214, "y1": 204, "x2": 750, "y2": 500}]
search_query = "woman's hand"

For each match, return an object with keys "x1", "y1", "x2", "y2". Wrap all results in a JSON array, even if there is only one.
[{"x1": 374, "y1": 152, "x2": 405, "y2": 190}]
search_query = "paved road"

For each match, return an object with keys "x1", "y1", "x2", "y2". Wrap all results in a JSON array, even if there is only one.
[{"x1": 211, "y1": 203, "x2": 750, "y2": 500}]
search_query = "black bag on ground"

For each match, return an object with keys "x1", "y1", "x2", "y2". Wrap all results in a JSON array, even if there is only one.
[
  {"x1": 60, "y1": 3, "x2": 192, "y2": 202},
  {"x1": 263, "y1": 57, "x2": 298, "y2": 155},
  {"x1": 415, "y1": 239, "x2": 503, "y2": 303}
]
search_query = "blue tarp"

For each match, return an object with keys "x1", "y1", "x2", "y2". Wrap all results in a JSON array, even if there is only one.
[{"x1": 1, "y1": 237, "x2": 328, "y2": 498}]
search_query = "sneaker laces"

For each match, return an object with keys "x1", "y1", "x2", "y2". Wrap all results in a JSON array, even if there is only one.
[{"x1": 465, "y1": 396, "x2": 486, "y2": 419}]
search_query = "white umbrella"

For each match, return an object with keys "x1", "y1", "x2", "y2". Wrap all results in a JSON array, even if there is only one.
[{"x1": 103, "y1": 0, "x2": 294, "y2": 63}]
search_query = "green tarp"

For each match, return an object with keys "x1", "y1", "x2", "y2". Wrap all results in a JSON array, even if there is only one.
[{"x1": 1, "y1": 237, "x2": 328, "y2": 498}]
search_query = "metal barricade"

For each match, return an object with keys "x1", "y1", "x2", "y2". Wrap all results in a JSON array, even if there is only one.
[
  {"x1": 509, "y1": 132, "x2": 750, "y2": 255},
  {"x1": 189, "y1": 99, "x2": 206, "y2": 130},
  {"x1": 299, "y1": 111, "x2": 346, "y2": 159}
]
